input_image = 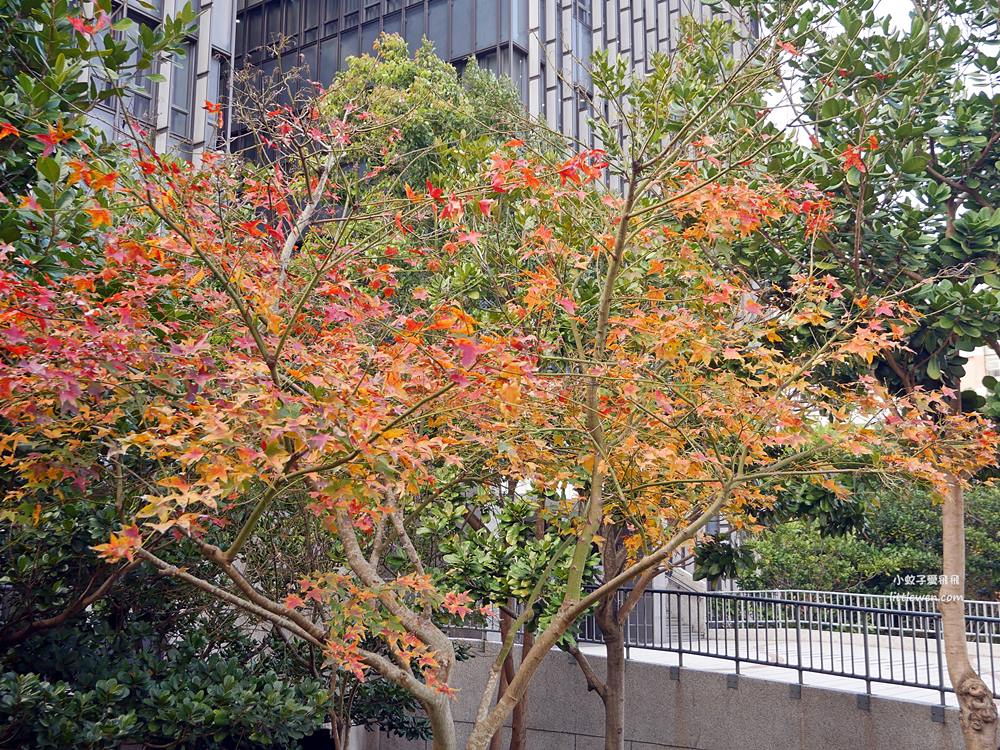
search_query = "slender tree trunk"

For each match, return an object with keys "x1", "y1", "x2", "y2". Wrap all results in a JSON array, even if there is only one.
[
  {"x1": 488, "y1": 671, "x2": 507, "y2": 750},
  {"x1": 940, "y1": 478, "x2": 998, "y2": 750},
  {"x1": 509, "y1": 629, "x2": 533, "y2": 750},
  {"x1": 426, "y1": 695, "x2": 458, "y2": 750},
  {"x1": 489, "y1": 606, "x2": 517, "y2": 750},
  {"x1": 597, "y1": 601, "x2": 626, "y2": 750}
]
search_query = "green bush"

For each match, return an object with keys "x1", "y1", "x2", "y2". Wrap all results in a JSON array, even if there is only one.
[{"x1": 735, "y1": 485, "x2": 1000, "y2": 598}]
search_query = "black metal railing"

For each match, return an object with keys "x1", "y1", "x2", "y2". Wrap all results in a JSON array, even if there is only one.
[{"x1": 474, "y1": 588, "x2": 1000, "y2": 705}]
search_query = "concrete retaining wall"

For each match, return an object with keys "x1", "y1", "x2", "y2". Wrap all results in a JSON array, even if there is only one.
[{"x1": 362, "y1": 639, "x2": 964, "y2": 750}]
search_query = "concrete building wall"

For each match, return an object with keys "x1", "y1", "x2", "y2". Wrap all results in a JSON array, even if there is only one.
[
  {"x1": 89, "y1": 0, "x2": 236, "y2": 159},
  {"x1": 362, "y1": 639, "x2": 963, "y2": 750}
]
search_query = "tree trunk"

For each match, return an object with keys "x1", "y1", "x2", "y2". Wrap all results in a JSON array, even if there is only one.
[
  {"x1": 489, "y1": 606, "x2": 517, "y2": 750},
  {"x1": 509, "y1": 629, "x2": 533, "y2": 750},
  {"x1": 597, "y1": 605, "x2": 626, "y2": 750},
  {"x1": 940, "y1": 478, "x2": 998, "y2": 750},
  {"x1": 426, "y1": 695, "x2": 458, "y2": 750}
]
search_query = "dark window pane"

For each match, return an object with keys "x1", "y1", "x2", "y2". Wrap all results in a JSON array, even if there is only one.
[
  {"x1": 513, "y1": 48, "x2": 527, "y2": 101},
  {"x1": 259, "y1": 57, "x2": 277, "y2": 84},
  {"x1": 344, "y1": 0, "x2": 359, "y2": 23},
  {"x1": 476, "y1": 0, "x2": 496, "y2": 50},
  {"x1": 319, "y1": 36, "x2": 338, "y2": 82},
  {"x1": 285, "y1": 0, "x2": 300, "y2": 37},
  {"x1": 404, "y1": 6, "x2": 423, "y2": 52},
  {"x1": 477, "y1": 50, "x2": 496, "y2": 74},
  {"x1": 235, "y1": 16, "x2": 246, "y2": 55},
  {"x1": 339, "y1": 28, "x2": 359, "y2": 68},
  {"x1": 383, "y1": 11, "x2": 401, "y2": 35},
  {"x1": 427, "y1": 0, "x2": 447, "y2": 57},
  {"x1": 247, "y1": 6, "x2": 263, "y2": 48},
  {"x1": 170, "y1": 44, "x2": 191, "y2": 109},
  {"x1": 297, "y1": 43, "x2": 317, "y2": 78},
  {"x1": 362, "y1": 20, "x2": 379, "y2": 52},
  {"x1": 304, "y1": 0, "x2": 319, "y2": 29},
  {"x1": 265, "y1": 0, "x2": 281, "y2": 43},
  {"x1": 452, "y1": 0, "x2": 473, "y2": 57}
]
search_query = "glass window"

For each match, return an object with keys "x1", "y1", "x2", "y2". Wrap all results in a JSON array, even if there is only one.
[
  {"x1": 284, "y1": 0, "x2": 300, "y2": 40},
  {"x1": 246, "y1": 6, "x2": 263, "y2": 49},
  {"x1": 344, "y1": 0, "x2": 359, "y2": 25},
  {"x1": 90, "y1": 105, "x2": 117, "y2": 142},
  {"x1": 277, "y1": 52, "x2": 298, "y2": 103},
  {"x1": 511, "y1": 0, "x2": 526, "y2": 46},
  {"x1": 477, "y1": 50, "x2": 496, "y2": 74},
  {"x1": 259, "y1": 57, "x2": 277, "y2": 92},
  {"x1": 319, "y1": 36, "x2": 338, "y2": 82},
  {"x1": 297, "y1": 43, "x2": 317, "y2": 79},
  {"x1": 338, "y1": 28, "x2": 359, "y2": 68},
  {"x1": 128, "y1": 0, "x2": 164, "y2": 19},
  {"x1": 265, "y1": 0, "x2": 281, "y2": 44},
  {"x1": 125, "y1": 22, "x2": 157, "y2": 127},
  {"x1": 404, "y1": 6, "x2": 423, "y2": 53},
  {"x1": 513, "y1": 47, "x2": 527, "y2": 102},
  {"x1": 362, "y1": 20, "x2": 379, "y2": 52},
  {"x1": 383, "y1": 11, "x2": 401, "y2": 36},
  {"x1": 499, "y1": 0, "x2": 508, "y2": 40},
  {"x1": 475, "y1": 0, "x2": 496, "y2": 50},
  {"x1": 427, "y1": 0, "x2": 447, "y2": 57},
  {"x1": 452, "y1": 0, "x2": 473, "y2": 58},
  {"x1": 169, "y1": 42, "x2": 194, "y2": 138},
  {"x1": 538, "y1": 61, "x2": 546, "y2": 115},
  {"x1": 325, "y1": 0, "x2": 340, "y2": 32},
  {"x1": 212, "y1": 0, "x2": 234, "y2": 51},
  {"x1": 205, "y1": 54, "x2": 230, "y2": 147},
  {"x1": 573, "y1": 15, "x2": 592, "y2": 96},
  {"x1": 304, "y1": 0, "x2": 320, "y2": 41}
]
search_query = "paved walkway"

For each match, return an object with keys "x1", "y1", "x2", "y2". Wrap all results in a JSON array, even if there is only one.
[{"x1": 578, "y1": 628, "x2": 1000, "y2": 708}]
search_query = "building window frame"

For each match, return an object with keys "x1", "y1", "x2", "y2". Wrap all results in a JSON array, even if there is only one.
[{"x1": 169, "y1": 39, "x2": 197, "y2": 141}]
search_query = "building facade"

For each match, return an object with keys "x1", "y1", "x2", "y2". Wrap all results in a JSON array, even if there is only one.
[
  {"x1": 231, "y1": 0, "x2": 740, "y2": 143},
  {"x1": 90, "y1": 0, "x2": 237, "y2": 159},
  {"x1": 962, "y1": 347, "x2": 1000, "y2": 396}
]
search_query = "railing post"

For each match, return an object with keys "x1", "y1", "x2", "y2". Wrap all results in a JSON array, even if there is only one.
[
  {"x1": 935, "y1": 616, "x2": 946, "y2": 707},
  {"x1": 862, "y1": 610, "x2": 872, "y2": 697},
  {"x1": 795, "y1": 604, "x2": 803, "y2": 686},
  {"x1": 734, "y1": 596, "x2": 741, "y2": 675},
  {"x1": 677, "y1": 592, "x2": 683, "y2": 669}
]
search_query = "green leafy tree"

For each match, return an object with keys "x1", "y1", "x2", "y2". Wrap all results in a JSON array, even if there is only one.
[
  {"x1": 0, "y1": 0, "x2": 194, "y2": 273},
  {"x1": 723, "y1": 0, "x2": 1000, "y2": 743}
]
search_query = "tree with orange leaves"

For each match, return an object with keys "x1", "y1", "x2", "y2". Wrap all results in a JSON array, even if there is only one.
[{"x1": 1, "y1": 35, "x2": 996, "y2": 750}]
